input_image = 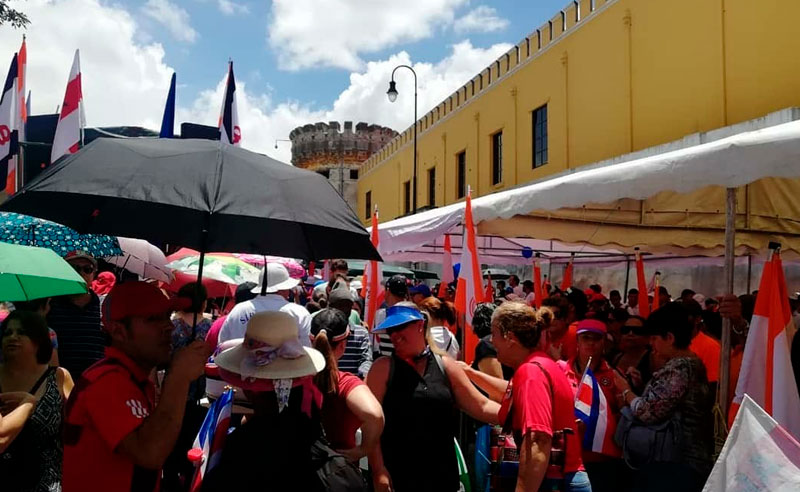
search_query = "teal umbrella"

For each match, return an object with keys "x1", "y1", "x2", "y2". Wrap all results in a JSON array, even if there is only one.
[{"x1": 0, "y1": 241, "x2": 88, "y2": 301}]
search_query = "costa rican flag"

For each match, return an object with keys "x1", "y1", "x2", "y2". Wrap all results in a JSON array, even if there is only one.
[
  {"x1": 189, "y1": 388, "x2": 234, "y2": 491},
  {"x1": 574, "y1": 367, "x2": 620, "y2": 456},
  {"x1": 218, "y1": 61, "x2": 240, "y2": 145}
]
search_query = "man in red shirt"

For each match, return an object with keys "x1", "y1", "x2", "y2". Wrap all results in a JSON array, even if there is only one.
[{"x1": 63, "y1": 282, "x2": 210, "y2": 492}]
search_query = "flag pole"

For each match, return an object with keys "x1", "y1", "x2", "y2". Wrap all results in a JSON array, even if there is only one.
[
  {"x1": 574, "y1": 356, "x2": 593, "y2": 405},
  {"x1": 718, "y1": 187, "x2": 737, "y2": 421}
]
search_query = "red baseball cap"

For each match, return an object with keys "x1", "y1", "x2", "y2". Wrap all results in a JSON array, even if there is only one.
[
  {"x1": 576, "y1": 319, "x2": 607, "y2": 336},
  {"x1": 101, "y1": 281, "x2": 190, "y2": 327}
]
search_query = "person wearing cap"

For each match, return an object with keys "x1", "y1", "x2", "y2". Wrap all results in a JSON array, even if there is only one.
[
  {"x1": 200, "y1": 311, "x2": 330, "y2": 491},
  {"x1": 218, "y1": 263, "x2": 312, "y2": 348},
  {"x1": 560, "y1": 319, "x2": 625, "y2": 492},
  {"x1": 62, "y1": 282, "x2": 211, "y2": 492},
  {"x1": 371, "y1": 275, "x2": 409, "y2": 358},
  {"x1": 47, "y1": 250, "x2": 105, "y2": 378},
  {"x1": 366, "y1": 303, "x2": 500, "y2": 492},
  {"x1": 409, "y1": 283, "x2": 432, "y2": 305},
  {"x1": 310, "y1": 309, "x2": 384, "y2": 467},
  {"x1": 326, "y1": 281, "x2": 373, "y2": 379}
]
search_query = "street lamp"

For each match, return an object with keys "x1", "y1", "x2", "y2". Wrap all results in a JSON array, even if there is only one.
[
  {"x1": 274, "y1": 138, "x2": 290, "y2": 149},
  {"x1": 387, "y1": 65, "x2": 418, "y2": 214}
]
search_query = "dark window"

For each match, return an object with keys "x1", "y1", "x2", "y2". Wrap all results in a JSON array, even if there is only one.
[
  {"x1": 318, "y1": 169, "x2": 330, "y2": 179},
  {"x1": 532, "y1": 105, "x2": 548, "y2": 168},
  {"x1": 428, "y1": 167, "x2": 436, "y2": 206},
  {"x1": 403, "y1": 181, "x2": 411, "y2": 214},
  {"x1": 491, "y1": 131, "x2": 503, "y2": 185},
  {"x1": 350, "y1": 169, "x2": 359, "y2": 180},
  {"x1": 365, "y1": 191, "x2": 371, "y2": 220},
  {"x1": 456, "y1": 151, "x2": 466, "y2": 199}
]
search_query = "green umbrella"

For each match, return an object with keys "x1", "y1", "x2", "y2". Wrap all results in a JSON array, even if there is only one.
[{"x1": 0, "y1": 241, "x2": 88, "y2": 301}]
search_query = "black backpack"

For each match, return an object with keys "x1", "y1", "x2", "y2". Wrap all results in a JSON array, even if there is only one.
[{"x1": 309, "y1": 436, "x2": 368, "y2": 492}]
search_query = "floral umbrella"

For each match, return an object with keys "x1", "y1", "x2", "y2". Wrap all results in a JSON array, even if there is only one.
[
  {"x1": 0, "y1": 212, "x2": 122, "y2": 258},
  {"x1": 166, "y1": 250, "x2": 261, "y2": 286},
  {"x1": 232, "y1": 254, "x2": 306, "y2": 279}
]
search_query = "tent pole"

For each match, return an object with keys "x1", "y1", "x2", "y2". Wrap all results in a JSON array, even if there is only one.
[
  {"x1": 192, "y1": 215, "x2": 211, "y2": 337},
  {"x1": 624, "y1": 255, "x2": 631, "y2": 295},
  {"x1": 718, "y1": 188, "x2": 736, "y2": 421},
  {"x1": 746, "y1": 254, "x2": 752, "y2": 294}
]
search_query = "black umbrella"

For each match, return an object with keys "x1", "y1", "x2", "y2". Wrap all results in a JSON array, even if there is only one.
[
  {"x1": 1, "y1": 138, "x2": 379, "y2": 261},
  {"x1": 2, "y1": 138, "x2": 380, "y2": 329}
]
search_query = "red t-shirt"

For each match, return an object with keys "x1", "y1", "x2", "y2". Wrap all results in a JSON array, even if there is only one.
[
  {"x1": 690, "y1": 331, "x2": 720, "y2": 383},
  {"x1": 63, "y1": 347, "x2": 158, "y2": 492},
  {"x1": 321, "y1": 372, "x2": 366, "y2": 450},
  {"x1": 499, "y1": 352, "x2": 583, "y2": 477}
]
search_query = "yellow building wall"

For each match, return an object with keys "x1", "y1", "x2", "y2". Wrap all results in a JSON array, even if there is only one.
[{"x1": 358, "y1": 0, "x2": 800, "y2": 224}]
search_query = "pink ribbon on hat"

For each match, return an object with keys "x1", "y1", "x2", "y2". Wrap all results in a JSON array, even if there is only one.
[{"x1": 239, "y1": 336, "x2": 305, "y2": 379}]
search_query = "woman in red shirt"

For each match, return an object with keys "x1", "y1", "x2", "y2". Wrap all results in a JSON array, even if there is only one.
[
  {"x1": 310, "y1": 308, "x2": 384, "y2": 463},
  {"x1": 462, "y1": 302, "x2": 590, "y2": 492}
]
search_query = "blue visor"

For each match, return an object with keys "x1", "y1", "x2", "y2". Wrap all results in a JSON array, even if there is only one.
[{"x1": 374, "y1": 305, "x2": 424, "y2": 332}]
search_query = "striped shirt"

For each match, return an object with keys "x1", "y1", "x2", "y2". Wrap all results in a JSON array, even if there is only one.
[
  {"x1": 48, "y1": 293, "x2": 106, "y2": 378},
  {"x1": 337, "y1": 324, "x2": 372, "y2": 379},
  {"x1": 372, "y1": 308, "x2": 394, "y2": 357}
]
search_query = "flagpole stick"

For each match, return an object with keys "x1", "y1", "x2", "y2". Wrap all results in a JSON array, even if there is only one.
[{"x1": 718, "y1": 188, "x2": 737, "y2": 421}]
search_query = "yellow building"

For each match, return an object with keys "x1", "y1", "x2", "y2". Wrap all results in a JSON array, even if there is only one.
[{"x1": 358, "y1": 0, "x2": 800, "y2": 225}]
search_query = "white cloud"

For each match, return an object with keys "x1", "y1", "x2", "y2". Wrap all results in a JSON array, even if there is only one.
[
  {"x1": 454, "y1": 6, "x2": 510, "y2": 34},
  {"x1": 1, "y1": 0, "x2": 511, "y2": 165},
  {"x1": 268, "y1": 0, "x2": 468, "y2": 71},
  {"x1": 217, "y1": 0, "x2": 249, "y2": 15},
  {"x1": 142, "y1": 0, "x2": 198, "y2": 43}
]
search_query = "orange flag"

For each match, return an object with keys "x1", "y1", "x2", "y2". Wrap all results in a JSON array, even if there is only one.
[
  {"x1": 730, "y1": 247, "x2": 800, "y2": 437},
  {"x1": 438, "y1": 234, "x2": 454, "y2": 298},
  {"x1": 635, "y1": 248, "x2": 650, "y2": 318},
  {"x1": 533, "y1": 254, "x2": 543, "y2": 309},
  {"x1": 454, "y1": 188, "x2": 484, "y2": 364},
  {"x1": 363, "y1": 206, "x2": 382, "y2": 331},
  {"x1": 560, "y1": 254, "x2": 574, "y2": 290}
]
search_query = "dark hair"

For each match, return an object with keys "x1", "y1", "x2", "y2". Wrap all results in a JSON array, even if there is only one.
[
  {"x1": 1, "y1": 310, "x2": 53, "y2": 364},
  {"x1": 542, "y1": 295, "x2": 569, "y2": 319},
  {"x1": 330, "y1": 259, "x2": 349, "y2": 273},
  {"x1": 235, "y1": 282, "x2": 258, "y2": 304},
  {"x1": 565, "y1": 287, "x2": 588, "y2": 319},
  {"x1": 609, "y1": 290, "x2": 621, "y2": 298},
  {"x1": 522, "y1": 280, "x2": 534, "y2": 290},
  {"x1": 472, "y1": 303, "x2": 496, "y2": 338},
  {"x1": 305, "y1": 301, "x2": 322, "y2": 314},
  {"x1": 327, "y1": 274, "x2": 349, "y2": 292},
  {"x1": 492, "y1": 303, "x2": 553, "y2": 349},
  {"x1": 589, "y1": 284, "x2": 602, "y2": 293},
  {"x1": 628, "y1": 288, "x2": 639, "y2": 295},
  {"x1": 177, "y1": 282, "x2": 208, "y2": 314},
  {"x1": 681, "y1": 289, "x2": 696, "y2": 298},
  {"x1": 13, "y1": 297, "x2": 50, "y2": 313},
  {"x1": 509, "y1": 275, "x2": 520, "y2": 284},
  {"x1": 625, "y1": 315, "x2": 647, "y2": 326},
  {"x1": 645, "y1": 302, "x2": 693, "y2": 349},
  {"x1": 418, "y1": 297, "x2": 456, "y2": 325},
  {"x1": 609, "y1": 307, "x2": 630, "y2": 323},
  {"x1": 311, "y1": 309, "x2": 349, "y2": 395}
]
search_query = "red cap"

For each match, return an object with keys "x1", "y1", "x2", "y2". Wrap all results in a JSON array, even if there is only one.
[
  {"x1": 589, "y1": 292, "x2": 608, "y2": 304},
  {"x1": 576, "y1": 319, "x2": 607, "y2": 336},
  {"x1": 101, "y1": 281, "x2": 190, "y2": 327}
]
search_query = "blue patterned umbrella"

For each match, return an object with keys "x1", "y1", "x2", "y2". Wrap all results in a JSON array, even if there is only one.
[{"x1": 0, "y1": 212, "x2": 122, "y2": 258}]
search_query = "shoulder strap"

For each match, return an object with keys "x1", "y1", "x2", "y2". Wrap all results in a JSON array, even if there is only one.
[
  {"x1": 29, "y1": 367, "x2": 56, "y2": 394},
  {"x1": 530, "y1": 360, "x2": 555, "y2": 405}
]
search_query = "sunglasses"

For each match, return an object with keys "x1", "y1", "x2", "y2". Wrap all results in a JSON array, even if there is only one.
[
  {"x1": 621, "y1": 325, "x2": 648, "y2": 336},
  {"x1": 72, "y1": 264, "x2": 96, "y2": 275}
]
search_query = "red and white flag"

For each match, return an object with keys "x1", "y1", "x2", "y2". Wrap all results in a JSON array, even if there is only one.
[
  {"x1": 362, "y1": 206, "x2": 383, "y2": 331},
  {"x1": 730, "y1": 247, "x2": 800, "y2": 438},
  {"x1": 16, "y1": 37, "x2": 26, "y2": 144},
  {"x1": 438, "y1": 234, "x2": 454, "y2": 298},
  {"x1": 218, "y1": 61, "x2": 240, "y2": 146},
  {"x1": 635, "y1": 249, "x2": 650, "y2": 318},
  {"x1": 1, "y1": 53, "x2": 18, "y2": 195},
  {"x1": 51, "y1": 50, "x2": 84, "y2": 164},
  {"x1": 560, "y1": 253, "x2": 574, "y2": 290},
  {"x1": 454, "y1": 188, "x2": 484, "y2": 364}
]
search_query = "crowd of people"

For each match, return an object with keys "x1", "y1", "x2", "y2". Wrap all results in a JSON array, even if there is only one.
[{"x1": 0, "y1": 252, "x2": 792, "y2": 492}]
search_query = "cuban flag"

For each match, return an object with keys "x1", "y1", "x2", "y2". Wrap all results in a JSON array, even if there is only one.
[
  {"x1": 218, "y1": 61, "x2": 240, "y2": 145},
  {"x1": 574, "y1": 367, "x2": 620, "y2": 456},
  {"x1": 188, "y1": 388, "x2": 234, "y2": 491}
]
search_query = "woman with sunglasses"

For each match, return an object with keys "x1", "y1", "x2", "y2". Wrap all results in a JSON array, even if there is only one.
[
  {"x1": 310, "y1": 309, "x2": 384, "y2": 465},
  {"x1": 610, "y1": 316, "x2": 653, "y2": 394},
  {"x1": 366, "y1": 302, "x2": 500, "y2": 492}
]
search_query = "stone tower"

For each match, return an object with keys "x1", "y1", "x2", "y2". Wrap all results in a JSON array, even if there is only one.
[{"x1": 290, "y1": 121, "x2": 397, "y2": 211}]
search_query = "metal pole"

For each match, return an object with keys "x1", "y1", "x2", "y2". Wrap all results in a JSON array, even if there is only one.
[
  {"x1": 413, "y1": 74, "x2": 418, "y2": 214},
  {"x1": 624, "y1": 254, "x2": 631, "y2": 295},
  {"x1": 746, "y1": 254, "x2": 752, "y2": 294},
  {"x1": 718, "y1": 188, "x2": 736, "y2": 419}
]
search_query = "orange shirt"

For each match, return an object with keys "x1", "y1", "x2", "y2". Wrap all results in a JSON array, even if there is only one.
[{"x1": 690, "y1": 331, "x2": 720, "y2": 383}]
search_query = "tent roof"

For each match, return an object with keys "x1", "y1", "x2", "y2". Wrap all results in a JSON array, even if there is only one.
[{"x1": 373, "y1": 113, "x2": 800, "y2": 262}]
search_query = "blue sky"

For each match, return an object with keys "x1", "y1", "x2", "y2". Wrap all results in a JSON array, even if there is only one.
[{"x1": 0, "y1": 0, "x2": 569, "y2": 160}]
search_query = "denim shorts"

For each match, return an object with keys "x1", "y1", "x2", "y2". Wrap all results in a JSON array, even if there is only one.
[{"x1": 540, "y1": 470, "x2": 593, "y2": 492}]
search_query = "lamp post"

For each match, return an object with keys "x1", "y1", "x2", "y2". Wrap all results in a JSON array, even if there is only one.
[
  {"x1": 387, "y1": 64, "x2": 418, "y2": 214},
  {"x1": 274, "y1": 138, "x2": 290, "y2": 149}
]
